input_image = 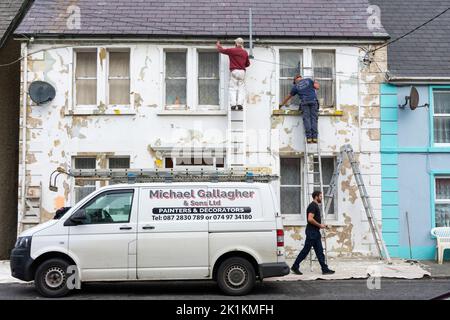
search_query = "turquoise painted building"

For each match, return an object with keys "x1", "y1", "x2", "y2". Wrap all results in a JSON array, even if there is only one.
[{"x1": 374, "y1": 1, "x2": 450, "y2": 260}]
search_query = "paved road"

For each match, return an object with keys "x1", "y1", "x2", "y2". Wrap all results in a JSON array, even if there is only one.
[{"x1": 0, "y1": 279, "x2": 449, "y2": 300}]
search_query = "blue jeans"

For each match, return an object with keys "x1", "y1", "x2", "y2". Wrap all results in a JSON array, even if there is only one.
[
  {"x1": 292, "y1": 229, "x2": 328, "y2": 271},
  {"x1": 301, "y1": 101, "x2": 319, "y2": 139}
]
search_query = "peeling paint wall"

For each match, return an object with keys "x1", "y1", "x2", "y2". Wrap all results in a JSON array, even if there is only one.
[{"x1": 18, "y1": 41, "x2": 386, "y2": 258}]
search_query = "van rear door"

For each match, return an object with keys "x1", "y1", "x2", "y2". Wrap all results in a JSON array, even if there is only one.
[{"x1": 137, "y1": 186, "x2": 209, "y2": 280}]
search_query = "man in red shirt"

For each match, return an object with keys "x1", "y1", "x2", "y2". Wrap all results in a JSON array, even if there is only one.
[{"x1": 216, "y1": 38, "x2": 251, "y2": 111}]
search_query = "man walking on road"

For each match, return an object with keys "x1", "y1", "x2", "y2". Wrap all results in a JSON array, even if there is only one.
[
  {"x1": 280, "y1": 74, "x2": 321, "y2": 143},
  {"x1": 291, "y1": 191, "x2": 335, "y2": 275},
  {"x1": 216, "y1": 38, "x2": 251, "y2": 111}
]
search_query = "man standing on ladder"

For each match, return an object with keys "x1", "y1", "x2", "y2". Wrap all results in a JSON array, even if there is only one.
[
  {"x1": 291, "y1": 191, "x2": 335, "y2": 275},
  {"x1": 216, "y1": 38, "x2": 251, "y2": 111},
  {"x1": 280, "y1": 74, "x2": 320, "y2": 143}
]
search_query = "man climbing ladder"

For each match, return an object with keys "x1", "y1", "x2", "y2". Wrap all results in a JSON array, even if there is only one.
[
  {"x1": 280, "y1": 74, "x2": 321, "y2": 143},
  {"x1": 216, "y1": 38, "x2": 251, "y2": 111}
]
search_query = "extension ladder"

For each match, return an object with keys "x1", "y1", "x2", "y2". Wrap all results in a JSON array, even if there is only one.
[
  {"x1": 303, "y1": 135, "x2": 329, "y2": 270},
  {"x1": 324, "y1": 144, "x2": 392, "y2": 263},
  {"x1": 227, "y1": 80, "x2": 247, "y2": 168}
]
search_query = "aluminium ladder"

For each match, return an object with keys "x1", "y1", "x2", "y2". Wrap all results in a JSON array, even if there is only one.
[
  {"x1": 303, "y1": 135, "x2": 329, "y2": 270},
  {"x1": 323, "y1": 144, "x2": 392, "y2": 263},
  {"x1": 227, "y1": 80, "x2": 247, "y2": 168}
]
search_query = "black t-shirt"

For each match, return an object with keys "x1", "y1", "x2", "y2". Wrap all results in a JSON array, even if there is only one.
[{"x1": 305, "y1": 201, "x2": 321, "y2": 233}]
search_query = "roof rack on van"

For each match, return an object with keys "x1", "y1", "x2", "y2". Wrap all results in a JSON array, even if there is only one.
[{"x1": 49, "y1": 167, "x2": 278, "y2": 191}]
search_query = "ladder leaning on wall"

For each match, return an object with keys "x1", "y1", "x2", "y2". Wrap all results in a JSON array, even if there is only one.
[{"x1": 227, "y1": 79, "x2": 247, "y2": 168}]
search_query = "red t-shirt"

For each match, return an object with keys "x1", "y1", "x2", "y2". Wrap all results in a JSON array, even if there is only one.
[{"x1": 218, "y1": 46, "x2": 250, "y2": 71}]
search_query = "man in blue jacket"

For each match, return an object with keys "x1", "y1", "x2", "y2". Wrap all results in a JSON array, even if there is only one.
[{"x1": 280, "y1": 74, "x2": 321, "y2": 143}]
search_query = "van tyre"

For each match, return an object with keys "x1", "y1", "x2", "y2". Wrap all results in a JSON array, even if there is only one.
[
  {"x1": 35, "y1": 258, "x2": 72, "y2": 298},
  {"x1": 217, "y1": 257, "x2": 256, "y2": 296}
]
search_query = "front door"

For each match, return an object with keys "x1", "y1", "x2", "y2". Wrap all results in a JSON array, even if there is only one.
[
  {"x1": 137, "y1": 186, "x2": 209, "y2": 280},
  {"x1": 68, "y1": 189, "x2": 138, "y2": 281}
]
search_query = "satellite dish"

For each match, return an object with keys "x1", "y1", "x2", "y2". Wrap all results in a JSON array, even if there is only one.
[
  {"x1": 28, "y1": 81, "x2": 56, "y2": 105},
  {"x1": 409, "y1": 87, "x2": 419, "y2": 110},
  {"x1": 399, "y1": 86, "x2": 429, "y2": 110}
]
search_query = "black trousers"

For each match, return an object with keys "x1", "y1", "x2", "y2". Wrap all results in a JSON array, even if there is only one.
[{"x1": 292, "y1": 230, "x2": 328, "y2": 271}]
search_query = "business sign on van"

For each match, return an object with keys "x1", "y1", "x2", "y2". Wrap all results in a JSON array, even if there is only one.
[{"x1": 148, "y1": 188, "x2": 257, "y2": 221}]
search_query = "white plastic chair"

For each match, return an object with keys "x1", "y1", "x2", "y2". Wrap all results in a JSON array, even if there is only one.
[{"x1": 431, "y1": 227, "x2": 450, "y2": 264}]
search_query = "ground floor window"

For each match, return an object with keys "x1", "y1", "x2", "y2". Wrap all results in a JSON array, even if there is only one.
[
  {"x1": 280, "y1": 157, "x2": 336, "y2": 219},
  {"x1": 435, "y1": 177, "x2": 450, "y2": 227},
  {"x1": 73, "y1": 156, "x2": 130, "y2": 203},
  {"x1": 164, "y1": 155, "x2": 225, "y2": 169}
]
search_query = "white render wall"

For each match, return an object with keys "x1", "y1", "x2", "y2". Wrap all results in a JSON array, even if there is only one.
[{"x1": 18, "y1": 40, "x2": 387, "y2": 258}]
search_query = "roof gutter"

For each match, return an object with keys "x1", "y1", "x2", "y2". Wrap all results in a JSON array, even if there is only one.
[{"x1": 387, "y1": 76, "x2": 450, "y2": 85}]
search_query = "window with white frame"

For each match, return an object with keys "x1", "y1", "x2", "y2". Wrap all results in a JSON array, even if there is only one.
[
  {"x1": 108, "y1": 50, "x2": 130, "y2": 105},
  {"x1": 75, "y1": 50, "x2": 97, "y2": 106},
  {"x1": 435, "y1": 177, "x2": 450, "y2": 227},
  {"x1": 312, "y1": 50, "x2": 335, "y2": 108},
  {"x1": 433, "y1": 90, "x2": 450, "y2": 144},
  {"x1": 73, "y1": 156, "x2": 131, "y2": 202},
  {"x1": 74, "y1": 48, "x2": 131, "y2": 110},
  {"x1": 280, "y1": 157, "x2": 337, "y2": 219},
  {"x1": 279, "y1": 50, "x2": 303, "y2": 107},
  {"x1": 198, "y1": 51, "x2": 220, "y2": 107},
  {"x1": 165, "y1": 50, "x2": 187, "y2": 108}
]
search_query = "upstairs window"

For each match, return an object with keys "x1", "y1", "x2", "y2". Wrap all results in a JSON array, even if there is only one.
[
  {"x1": 279, "y1": 50, "x2": 302, "y2": 106},
  {"x1": 198, "y1": 51, "x2": 220, "y2": 107},
  {"x1": 433, "y1": 90, "x2": 450, "y2": 144},
  {"x1": 75, "y1": 51, "x2": 97, "y2": 106},
  {"x1": 312, "y1": 50, "x2": 335, "y2": 108},
  {"x1": 108, "y1": 50, "x2": 130, "y2": 105},
  {"x1": 165, "y1": 51, "x2": 187, "y2": 108}
]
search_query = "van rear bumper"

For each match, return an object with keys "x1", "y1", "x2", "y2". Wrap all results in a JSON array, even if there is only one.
[{"x1": 259, "y1": 262, "x2": 290, "y2": 279}]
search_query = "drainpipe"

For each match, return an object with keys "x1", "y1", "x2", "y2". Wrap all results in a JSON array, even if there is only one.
[{"x1": 20, "y1": 42, "x2": 28, "y2": 233}]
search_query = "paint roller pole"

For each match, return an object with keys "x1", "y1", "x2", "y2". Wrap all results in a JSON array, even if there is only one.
[
  {"x1": 249, "y1": 8, "x2": 254, "y2": 59},
  {"x1": 405, "y1": 211, "x2": 416, "y2": 262}
]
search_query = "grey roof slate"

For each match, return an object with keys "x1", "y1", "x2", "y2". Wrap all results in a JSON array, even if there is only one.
[
  {"x1": 0, "y1": 0, "x2": 28, "y2": 48},
  {"x1": 370, "y1": 0, "x2": 450, "y2": 78},
  {"x1": 15, "y1": 0, "x2": 388, "y2": 39}
]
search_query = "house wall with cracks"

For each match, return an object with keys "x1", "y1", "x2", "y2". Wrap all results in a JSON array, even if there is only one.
[{"x1": 18, "y1": 40, "x2": 387, "y2": 258}]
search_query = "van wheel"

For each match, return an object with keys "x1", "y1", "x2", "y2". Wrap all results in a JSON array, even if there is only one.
[
  {"x1": 217, "y1": 257, "x2": 256, "y2": 296},
  {"x1": 34, "y1": 258, "x2": 72, "y2": 298}
]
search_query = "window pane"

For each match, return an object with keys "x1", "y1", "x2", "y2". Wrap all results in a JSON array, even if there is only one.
[
  {"x1": 83, "y1": 191, "x2": 134, "y2": 224},
  {"x1": 280, "y1": 158, "x2": 300, "y2": 185},
  {"x1": 434, "y1": 117, "x2": 450, "y2": 143},
  {"x1": 176, "y1": 157, "x2": 214, "y2": 166},
  {"x1": 199, "y1": 79, "x2": 219, "y2": 105},
  {"x1": 314, "y1": 158, "x2": 335, "y2": 184},
  {"x1": 436, "y1": 178, "x2": 450, "y2": 200},
  {"x1": 74, "y1": 158, "x2": 96, "y2": 169},
  {"x1": 76, "y1": 79, "x2": 97, "y2": 105},
  {"x1": 75, "y1": 185, "x2": 96, "y2": 203},
  {"x1": 316, "y1": 79, "x2": 334, "y2": 107},
  {"x1": 166, "y1": 79, "x2": 186, "y2": 105},
  {"x1": 280, "y1": 51, "x2": 302, "y2": 78},
  {"x1": 109, "y1": 79, "x2": 130, "y2": 105},
  {"x1": 436, "y1": 204, "x2": 450, "y2": 227},
  {"x1": 198, "y1": 52, "x2": 219, "y2": 78},
  {"x1": 109, "y1": 52, "x2": 130, "y2": 78},
  {"x1": 434, "y1": 91, "x2": 450, "y2": 114},
  {"x1": 76, "y1": 52, "x2": 97, "y2": 78},
  {"x1": 109, "y1": 157, "x2": 130, "y2": 169},
  {"x1": 281, "y1": 186, "x2": 301, "y2": 214},
  {"x1": 313, "y1": 50, "x2": 335, "y2": 107},
  {"x1": 166, "y1": 52, "x2": 186, "y2": 77}
]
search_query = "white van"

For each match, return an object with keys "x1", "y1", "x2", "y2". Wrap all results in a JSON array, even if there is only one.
[{"x1": 10, "y1": 182, "x2": 289, "y2": 297}]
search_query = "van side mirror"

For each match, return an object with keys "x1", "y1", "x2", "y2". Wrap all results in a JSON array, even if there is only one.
[{"x1": 64, "y1": 209, "x2": 87, "y2": 226}]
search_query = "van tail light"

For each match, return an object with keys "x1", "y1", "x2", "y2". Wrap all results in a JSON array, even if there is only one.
[{"x1": 277, "y1": 229, "x2": 284, "y2": 247}]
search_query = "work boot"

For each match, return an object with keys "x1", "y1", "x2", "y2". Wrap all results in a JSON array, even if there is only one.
[
  {"x1": 231, "y1": 105, "x2": 237, "y2": 111},
  {"x1": 312, "y1": 138, "x2": 318, "y2": 144},
  {"x1": 237, "y1": 105, "x2": 243, "y2": 111},
  {"x1": 322, "y1": 269, "x2": 335, "y2": 275},
  {"x1": 307, "y1": 138, "x2": 313, "y2": 144},
  {"x1": 291, "y1": 267, "x2": 303, "y2": 275}
]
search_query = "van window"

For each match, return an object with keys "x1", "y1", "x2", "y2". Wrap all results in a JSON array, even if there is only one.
[{"x1": 81, "y1": 190, "x2": 134, "y2": 224}]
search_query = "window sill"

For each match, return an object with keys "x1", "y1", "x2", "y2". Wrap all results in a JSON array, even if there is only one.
[
  {"x1": 272, "y1": 109, "x2": 343, "y2": 117},
  {"x1": 157, "y1": 110, "x2": 227, "y2": 116},
  {"x1": 67, "y1": 106, "x2": 135, "y2": 116}
]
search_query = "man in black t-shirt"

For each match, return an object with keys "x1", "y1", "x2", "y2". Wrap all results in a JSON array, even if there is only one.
[{"x1": 291, "y1": 191, "x2": 335, "y2": 275}]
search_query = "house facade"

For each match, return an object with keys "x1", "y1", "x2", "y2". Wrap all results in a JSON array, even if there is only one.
[
  {"x1": 374, "y1": 0, "x2": 450, "y2": 260},
  {"x1": 15, "y1": 0, "x2": 389, "y2": 259}
]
